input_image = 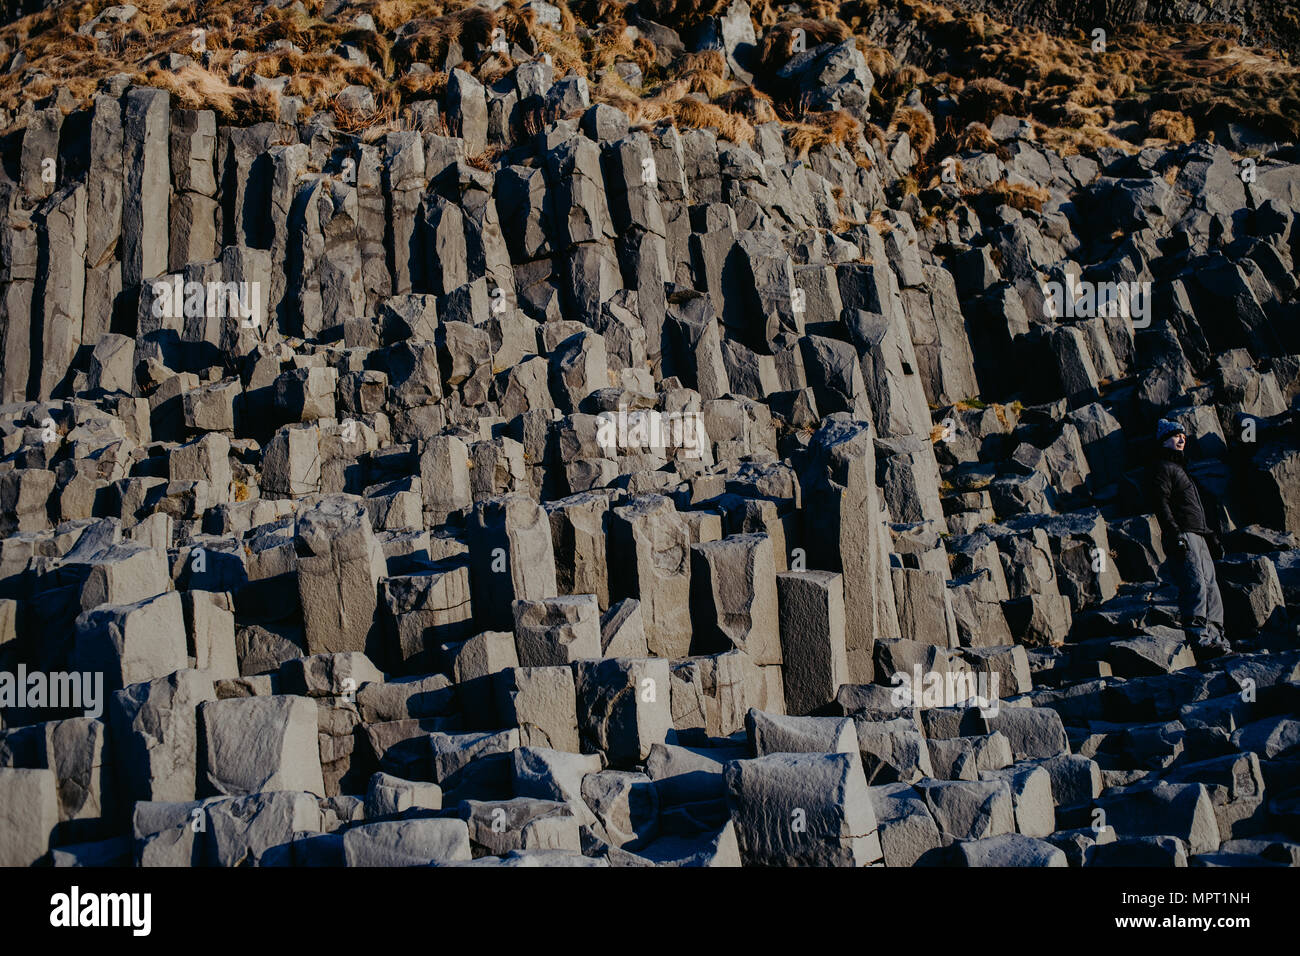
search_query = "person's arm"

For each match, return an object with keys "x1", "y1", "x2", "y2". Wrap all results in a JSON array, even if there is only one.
[
  {"x1": 1193, "y1": 475, "x2": 1221, "y2": 534},
  {"x1": 1152, "y1": 465, "x2": 1184, "y2": 547}
]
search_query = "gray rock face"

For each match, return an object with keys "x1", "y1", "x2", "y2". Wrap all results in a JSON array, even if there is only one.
[
  {"x1": 110, "y1": 669, "x2": 215, "y2": 805},
  {"x1": 955, "y1": 832, "x2": 1067, "y2": 866},
  {"x1": 776, "y1": 570, "x2": 849, "y2": 716},
  {"x1": 73, "y1": 592, "x2": 188, "y2": 693},
  {"x1": 916, "y1": 778, "x2": 1016, "y2": 846},
  {"x1": 724, "y1": 751, "x2": 882, "y2": 866},
  {"x1": 199, "y1": 696, "x2": 325, "y2": 797},
  {"x1": 801, "y1": 417, "x2": 901, "y2": 682},
  {"x1": 343, "y1": 818, "x2": 472, "y2": 866},
  {"x1": 295, "y1": 496, "x2": 387, "y2": 657},
  {"x1": 575, "y1": 658, "x2": 672, "y2": 766},
  {"x1": 469, "y1": 494, "x2": 559, "y2": 632},
  {"x1": 122, "y1": 88, "x2": 170, "y2": 288},
  {"x1": 0, "y1": 769, "x2": 59, "y2": 865},
  {"x1": 608, "y1": 496, "x2": 693, "y2": 660},
  {"x1": 513, "y1": 594, "x2": 602, "y2": 666},
  {"x1": 511, "y1": 747, "x2": 604, "y2": 828},
  {"x1": 0, "y1": 19, "x2": 1296, "y2": 868},
  {"x1": 582, "y1": 770, "x2": 659, "y2": 850},
  {"x1": 689, "y1": 534, "x2": 781, "y2": 665},
  {"x1": 495, "y1": 665, "x2": 580, "y2": 752},
  {"x1": 460, "y1": 797, "x2": 580, "y2": 855},
  {"x1": 207, "y1": 790, "x2": 323, "y2": 866}
]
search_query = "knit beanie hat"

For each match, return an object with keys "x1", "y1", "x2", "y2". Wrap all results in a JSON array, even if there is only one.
[{"x1": 1156, "y1": 419, "x2": 1186, "y2": 442}]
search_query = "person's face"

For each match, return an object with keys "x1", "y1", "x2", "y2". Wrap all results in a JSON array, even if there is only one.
[{"x1": 1171, "y1": 432, "x2": 1186, "y2": 451}]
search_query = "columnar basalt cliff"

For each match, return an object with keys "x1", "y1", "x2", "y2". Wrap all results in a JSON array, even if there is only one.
[{"x1": 0, "y1": 0, "x2": 1297, "y2": 868}]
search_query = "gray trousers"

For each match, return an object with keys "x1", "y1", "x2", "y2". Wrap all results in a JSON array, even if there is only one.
[{"x1": 1177, "y1": 532, "x2": 1225, "y2": 637}]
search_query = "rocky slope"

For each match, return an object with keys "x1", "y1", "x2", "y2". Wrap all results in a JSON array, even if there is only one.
[
  {"x1": 928, "y1": 0, "x2": 1300, "y2": 62},
  {"x1": 0, "y1": 0, "x2": 1297, "y2": 867}
]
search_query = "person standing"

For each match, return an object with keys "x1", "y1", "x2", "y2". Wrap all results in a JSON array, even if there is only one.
[{"x1": 1149, "y1": 419, "x2": 1229, "y2": 658}]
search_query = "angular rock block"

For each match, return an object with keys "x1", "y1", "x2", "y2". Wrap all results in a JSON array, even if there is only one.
[
  {"x1": 1023, "y1": 754, "x2": 1102, "y2": 809},
  {"x1": 545, "y1": 491, "x2": 613, "y2": 611},
  {"x1": 38, "y1": 718, "x2": 116, "y2": 841},
  {"x1": 262, "y1": 425, "x2": 323, "y2": 498},
  {"x1": 853, "y1": 716, "x2": 934, "y2": 785},
  {"x1": 110, "y1": 669, "x2": 216, "y2": 805},
  {"x1": 979, "y1": 764, "x2": 1056, "y2": 838},
  {"x1": 279, "y1": 652, "x2": 383, "y2": 699},
  {"x1": 868, "y1": 782, "x2": 943, "y2": 867},
  {"x1": 801, "y1": 417, "x2": 901, "y2": 683},
  {"x1": 513, "y1": 594, "x2": 602, "y2": 666},
  {"x1": 689, "y1": 533, "x2": 782, "y2": 665},
  {"x1": 364, "y1": 772, "x2": 442, "y2": 818},
  {"x1": 73, "y1": 591, "x2": 187, "y2": 694},
  {"x1": 915, "y1": 778, "x2": 1015, "y2": 846},
  {"x1": 582, "y1": 770, "x2": 659, "y2": 850},
  {"x1": 343, "y1": 819, "x2": 472, "y2": 866},
  {"x1": 444, "y1": 630, "x2": 519, "y2": 729},
  {"x1": 430, "y1": 729, "x2": 519, "y2": 802},
  {"x1": 73, "y1": 541, "x2": 170, "y2": 612},
  {"x1": 295, "y1": 495, "x2": 387, "y2": 657},
  {"x1": 468, "y1": 494, "x2": 559, "y2": 632},
  {"x1": 0, "y1": 768, "x2": 59, "y2": 865},
  {"x1": 1094, "y1": 782, "x2": 1221, "y2": 856},
  {"x1": 575, "y1": 658, "x2": 672, "y2": 766},
  {"x1": 122, "y1": 87, "x2": 170, "y2": 288},
  {"x1": 199, "y1": 695, "x2": 325, "y2": 797},
  {"x1": 381, "y1": 565, "x2": 473, "y2": 671},
  {"x1": 207, "y1": 791, "x2": 322, "y2": 867},
  {"x1": 724, "y1": 752, "x2": 882, "y2": 866},
  {"x1": 459, "y1": 797, "x2": 581, "y2": 856},
  {"x1": 984, "y1": 707, "x2": 1069, "y2": 760},
  {"x1": 608, "y1": 495, "x2": 692, "y2": 659},
  {"x1": 356, "y1": 673, "x2": 455, "y2": 723},
  {"x1": 495, "y1": 666, "x2": 581, "y2": 752},
  {"x1": 667, "y1": 652, "x2": 752, "y2": 739},
  {"x1": 419, "y1": 434, "x2": 472, "y2": 523},
  {"x1": 955, "y1": 833, "x2": 1068, "y2": 867},
  {"x1": 747, "y1": 710, "x2": 858, "y2": 757},
  {"x1": 511, "y1": 747, "x2": 604, "y2": 828},
  {"x1": 1162, "y1": 752, "x2": 1266, "y2": 840},
  {"x1": 132, "y1": 799, "x2": 214, "y2": 866},
  {"x1": 927, "y1": 733, "x2": 1012, "y2": 780},
  {"x1": 601, "y1": 599, "x2": 650, "y2": 658},
  {"x1": 776, "y1": 570, "x2": 849, "y2": 715}
]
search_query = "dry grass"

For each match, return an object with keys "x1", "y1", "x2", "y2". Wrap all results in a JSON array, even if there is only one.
[
  {"x1": 136, "y1": 63, "x2": 280, "y2": 124},
  {"x1": 1035, "y1": 122, "x2": 1130, "y2": 156},
  {"x1": 714, "y1": 85, "x2": 779, "y2": 124},
  {"x1": 981, "y1": 179, "x2": 1051, "y2": 212},
  {"x1": 332, "y1": 88, "x2": 402, "y2": 138},
  {"x1": 786, "y1": 109, "x2": 862, "y2": 156},
  {"x1": 961, "y1": 77, "x2": 1023, "y2": 126},
  {"x1": 754, "y1": 17, "x2": 851, "y2": 75},
  {"x1": 890, "y1": 104, "x2": 935, "y2": 156},
  {"x1": 0, "y1": 0, "x2": 1295, "y2": 171},
  {"x1": 672, "y1": 97, "x2": 756, "y2": 146},
  {"x1": 467, "y1": 145, "x2": 503, "y2": 170},
  {"x1": 955, "y1": 121, "x2": 999, "y2": 154},
  {"x1": 1149, "y1": 108, "x2": 1196, "y2": 144}
]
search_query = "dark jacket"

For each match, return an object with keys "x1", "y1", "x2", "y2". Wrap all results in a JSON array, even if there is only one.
[{"x1": 1151, "y1": 447, "x2": 1211, "y2": 544}]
